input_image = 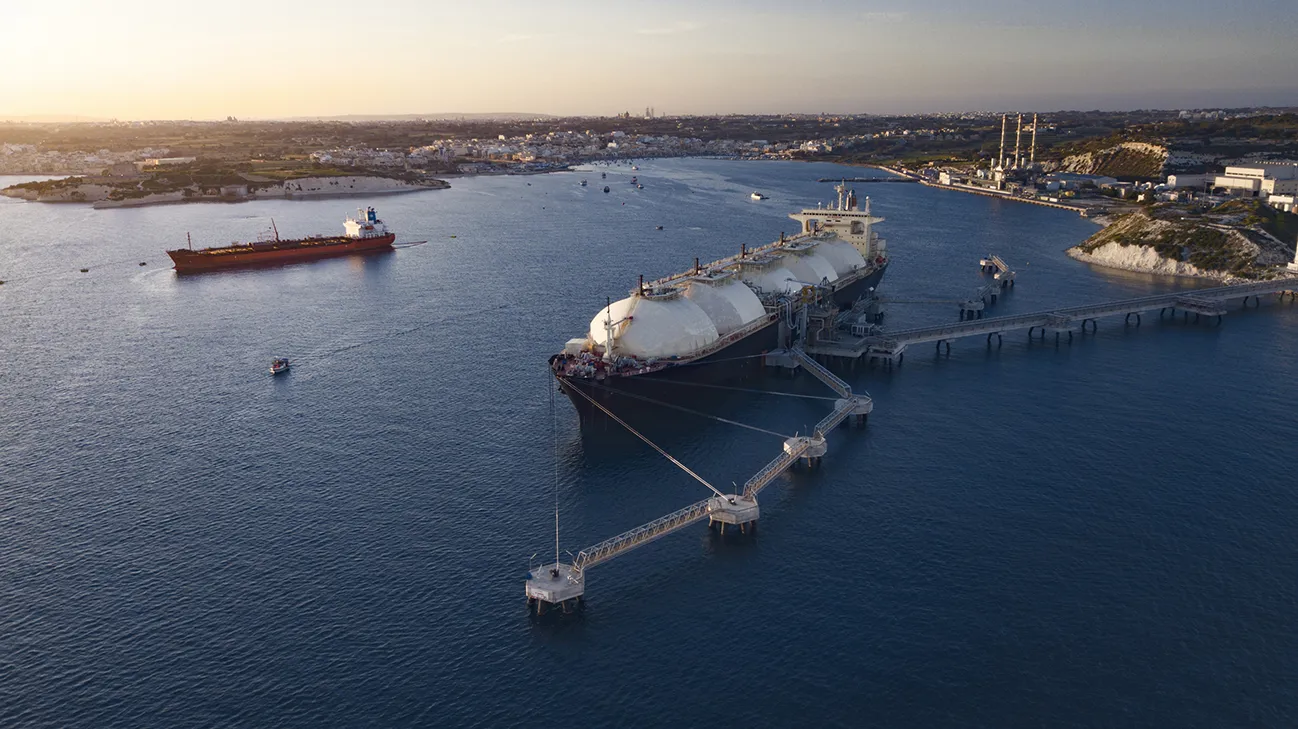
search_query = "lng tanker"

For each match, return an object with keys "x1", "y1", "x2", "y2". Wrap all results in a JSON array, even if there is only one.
[
  {"x1": 551, "y1": 183, "x2": 889, "y2": 405},
  {"x1": 167, "y1": 207, "x2": 395, "y2": 274}
]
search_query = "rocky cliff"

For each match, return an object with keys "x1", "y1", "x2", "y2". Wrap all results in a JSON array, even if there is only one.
[
  {"x1": 1060, "y1": 142, "x2": 1168, "y2": 179},
  {"x1": 1068, "y1": 209, "x2": 1289, "y2": 281}
]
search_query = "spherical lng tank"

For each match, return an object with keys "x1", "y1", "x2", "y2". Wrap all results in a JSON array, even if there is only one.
[
  {"x1": 816, "y1": 240, "x2": 869, "y2": 276},
  {"x1": 587, "y1": 292, "x2": 719, "y2": 358},
  {"x1": 737, "y1": 256, "x2": 801, "y2": 296},
  {"x1": 791, "y1": 250, "x2": 840, "y2": 283},
  {"x1": 683, "y1": 275, "x2": 767, "y2": 335},
  {"x1": 779, "y1": 254, "x2": 823, "y2": 287}
]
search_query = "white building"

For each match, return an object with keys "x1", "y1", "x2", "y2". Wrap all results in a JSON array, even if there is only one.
[
  {"x1": 1268, "y1": 194, "x2": 1296, "y2": 213},
  {"x1": 1166, "y1": 173, "x2": 1207, "y2": 189},
  {"x1": 142, "y1": 156, "x2": 197, "y2": 167},
  {"x1": 1212, "y1": 164, "x2": 1298, "y2": 199}
]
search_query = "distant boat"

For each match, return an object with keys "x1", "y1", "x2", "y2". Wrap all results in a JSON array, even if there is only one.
[
  {"x1": 580, "y1": 180, "x2": 588, "y2": 187},
  {"x1": 630, "y1": 177, "x2": 638, "y2": 185},
  {"x1": 603, "y1": 186, "x2": 610, "y2": 193},
  {"x1": 601, "y1": 172, "x2": 606, "y2": 179},
  {"x1": 632, "y1": 165, "x2": 639, "y2": 171},
  {"x1": 655, "y1": 225, "x2": 664, "y2": 230},
  {"x1": 270, "y1": 358, "x2": 290, "y2": 375},
  {"x1": 637, "y1": 184, "x2": 644, "y2": 189},
  {"x1": 750, "y1": 192, "x2": 768, "y2": 201}
]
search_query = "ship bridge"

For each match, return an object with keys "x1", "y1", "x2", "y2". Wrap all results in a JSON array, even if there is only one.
[{"x1": 787, "y1": 182, "x2": 887, "y2": 262}]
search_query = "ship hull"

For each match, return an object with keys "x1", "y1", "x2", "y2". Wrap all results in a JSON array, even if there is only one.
[
  {"x1": 167, "y1": 233, "x2": 396, "y2": 274},
  {"x1": 557, "y1": 264, "x2": 886, "y2": 416}
]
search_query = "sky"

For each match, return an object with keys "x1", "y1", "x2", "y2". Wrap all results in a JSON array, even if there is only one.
[{"x1": 2, "y1": 0, "x2": 1296, "y2": 120}]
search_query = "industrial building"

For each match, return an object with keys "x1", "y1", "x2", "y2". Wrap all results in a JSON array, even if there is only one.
[{"x1": 1210, "y1": 164, "x2": 1298, "y2": 199}]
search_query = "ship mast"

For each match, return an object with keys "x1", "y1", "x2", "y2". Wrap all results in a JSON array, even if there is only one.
[
  {"x1": 270, "y1": 219, "x2": 280, "y2": 241},
  {"x1": 187, "y1": 232, "x2": 193, "y2": 251}
]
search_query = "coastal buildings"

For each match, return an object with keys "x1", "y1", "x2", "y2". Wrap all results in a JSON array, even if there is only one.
[{"x1": 1211, "y1": 164, "x2": 1298, "y2": 199}]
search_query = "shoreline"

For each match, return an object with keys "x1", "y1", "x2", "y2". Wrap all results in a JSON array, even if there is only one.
[
  {"x1": 1, "y1": 175, "x2": 450, "y2": 210},
  {"x1": 89, "y1": 184, "x2": 440, "y2": 209}
]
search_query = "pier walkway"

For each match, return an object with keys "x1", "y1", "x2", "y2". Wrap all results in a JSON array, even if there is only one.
[
  {"x1": 806, "y1": 278, "x2": 1298, "y2": 363},
  {"x1": 527, "y1": 347, "x2": 872, "y2": 612}
]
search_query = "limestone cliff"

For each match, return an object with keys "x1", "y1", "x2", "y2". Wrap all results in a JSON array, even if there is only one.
[{"x1": 1067, "y1": 210, "x2": 1287, "y2": 281}]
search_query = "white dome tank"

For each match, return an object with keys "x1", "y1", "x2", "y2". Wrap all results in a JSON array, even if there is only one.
[
  {"x1": 738, "y1": 255, "x2": 800, "y2": 296},
  {"x1": 817, "y1": 240, "x2": 868, "y2": 276},
  {"x1": 684, "y1": 274, "x2": 766, "y2": 335},
  {"x1": 798, "y1": 251, "x2": 839, "y2": 282},
  {"x1": 780, "y1": 254, "x2": 822, "y2": 287},
  {"x1": 588, "y1": 291, "x2": 719, "y2": 358}
]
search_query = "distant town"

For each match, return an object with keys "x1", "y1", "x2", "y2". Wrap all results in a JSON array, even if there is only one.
[{"x1": 3, "y1": 108, "x2": 1296, "y2": 278}]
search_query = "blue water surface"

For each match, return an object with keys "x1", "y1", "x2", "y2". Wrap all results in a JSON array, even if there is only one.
[{"x1": 1, "y1": 160, "x2": 1294, "y2": 728}]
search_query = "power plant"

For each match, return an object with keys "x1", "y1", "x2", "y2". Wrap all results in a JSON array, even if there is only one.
[{"x1": 995, "y1": 112, "x2": 1039, "y2": 172}]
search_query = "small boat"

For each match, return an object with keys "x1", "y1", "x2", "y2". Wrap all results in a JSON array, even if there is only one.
[
  {"x1": 580, "y1": 180, "x2": 588, "y2": 187},
  {"x1": 636, "y1": 184, "x2": 644, "y2": 189},
  {"x1": 630, "y1": 177, "x2": 638, "y2": 185},
  {"x1": 655, "y1": 225, "x2": 664, "y2": 231},
  {"x1": 270, "y1": 358, "x2": 290, "y2": 375},
  {"x1": 750, "y1": 192, "x2": 768, "y2": 201},
  {"x1": 632, "y1": 165, "x2": 639, "y2": 171},
  {"x1": 603, "y1": 186, "x2": 610, "y2": 193},
  {"x1": 601, "y1": 172, "x2": 606, "y2": 179}
]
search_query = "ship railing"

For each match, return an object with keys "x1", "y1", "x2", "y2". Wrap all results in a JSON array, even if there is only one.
[{"x1": 572, "y1": 498, "x2": 714, "y2": 574}]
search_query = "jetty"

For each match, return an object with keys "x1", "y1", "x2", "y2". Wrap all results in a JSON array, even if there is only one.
[
  {"x1": 816, "y1": 177, "x2": 918, "y2": 184},
  {"x1": 805, "y1": 278, "x2": 1298, "y2": 365},
  {"x1": 525, "y1": 348, "x2": 870, "y2": 615},
  {"x1": 525, "y1": 275, "x2": 1298, "y2": 614}
]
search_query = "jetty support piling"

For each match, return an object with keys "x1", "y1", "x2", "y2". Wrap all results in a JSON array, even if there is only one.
[{"x1": 804, "y1": 278, "x2": 1298, "y2": 364}]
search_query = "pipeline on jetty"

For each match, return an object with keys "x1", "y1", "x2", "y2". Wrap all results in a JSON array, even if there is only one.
[{"x1": 806, "y1": 277, "x2": 1298, "y2": 366}]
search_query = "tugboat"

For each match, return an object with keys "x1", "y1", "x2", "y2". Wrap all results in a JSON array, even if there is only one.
[{"x1": 269, "y1": 358, "x2": 291, "y2": 375}]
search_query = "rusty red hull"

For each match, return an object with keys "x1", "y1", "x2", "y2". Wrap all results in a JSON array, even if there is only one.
[{"x1": 167, "y1": 233, "x2": 396, "y2": 274}]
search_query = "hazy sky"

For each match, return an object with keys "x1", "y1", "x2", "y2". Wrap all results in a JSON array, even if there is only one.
[{"x1": 3, "y1": 0, "x2": 1296, "y2": 119}]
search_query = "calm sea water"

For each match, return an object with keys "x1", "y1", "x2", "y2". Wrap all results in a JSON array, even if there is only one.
[{"x1": 1, "y1": 160, "x2": 1295, "y2": 728}]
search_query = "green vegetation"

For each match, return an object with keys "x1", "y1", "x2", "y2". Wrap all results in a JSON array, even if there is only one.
[
  {"x1": 1210, "y1": 199, "x2": 1298, "y2": 244},
  {"x1": 1079, "y1": 210, "x2": 1258, "y2": 276}
]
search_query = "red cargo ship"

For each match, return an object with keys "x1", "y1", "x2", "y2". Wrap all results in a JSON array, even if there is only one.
[{"x1": 167, "y1": 207, "x2": 396, "y2": 274}]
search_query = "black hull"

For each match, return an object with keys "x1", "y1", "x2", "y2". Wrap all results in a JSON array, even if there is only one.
[{"x1": 556, "y1": 264, "x2": 887, "y2": 418}]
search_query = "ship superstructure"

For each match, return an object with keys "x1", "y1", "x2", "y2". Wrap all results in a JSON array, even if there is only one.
[{"x1": 552, "y1": 184, "x2": 889, "y2": 395}]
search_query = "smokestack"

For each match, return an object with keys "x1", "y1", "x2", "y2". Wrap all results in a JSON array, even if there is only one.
[
  {"x1": 1014, "y1": 113, "x2": 1022, "y2": 169},
  {"x1": 998, "y1": 114, "x2": 1007, "y2": 169},
  {"x1": 1030, "y1": 113, "x2": 1038, "y2": 166}
]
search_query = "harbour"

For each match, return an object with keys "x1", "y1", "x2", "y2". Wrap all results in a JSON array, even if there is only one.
[{"x1": 3, "y1": 158, "x2": 1297, "y2": 726}]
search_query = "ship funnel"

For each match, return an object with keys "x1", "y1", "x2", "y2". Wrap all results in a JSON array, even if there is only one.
[
  {"x1": 694, "y1": 257, "x2": 700, "y2": 274},
  {"x1": 741, "y1": 243, "x2": 747, "y2": 258}
]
